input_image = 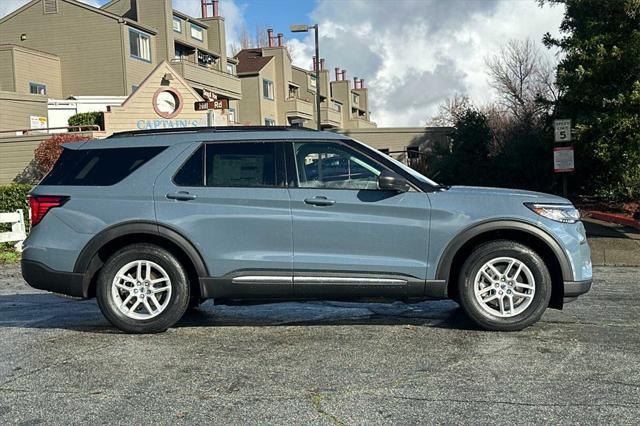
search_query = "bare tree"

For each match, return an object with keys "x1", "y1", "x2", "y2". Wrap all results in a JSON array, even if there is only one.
[
  {"x1": 427, "y1": 94, "x2": 472, "y2": 127},
  {"x1": 485, "y1": 39, "x2": 558, "y2": 120}
]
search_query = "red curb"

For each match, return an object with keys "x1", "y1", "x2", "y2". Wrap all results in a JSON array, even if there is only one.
[{"x1": 587, "y1": 211, "x2": 640, "y2": 231}]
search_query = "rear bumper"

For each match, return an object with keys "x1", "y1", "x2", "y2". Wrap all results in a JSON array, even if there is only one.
[
  {"x1": 564, "y1": 278, "x2": 592, "y2": 298},
  {"x1": 21, "y1": 259, "x2": 86, "y2": 298}
]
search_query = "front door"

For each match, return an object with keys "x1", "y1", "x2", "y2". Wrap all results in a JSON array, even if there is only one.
[
  {"x1": 286, "y1": 141, "x2": 430, "y2": 298},
  {"x1": 154, "y1": 141, "x2": 293, "y2": 299}
]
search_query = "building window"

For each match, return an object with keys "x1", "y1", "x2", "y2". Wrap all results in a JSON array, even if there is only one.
[
  {"x1": 310, "y1": 75, "x2": 317, "y2": 89},
  {"x1": 226, "y1": 63, "x2": 235, "y2": 75},
  {"x1": 264, "y1": 118, "x2": 276, "y2": 126},
  {"x1": 228, "y1": 108, "x2": 236, "y2": 123},
  {"x1": 332, "y1": 100, "x2": 342, "y2": 112},
  {"x1": 29, "y1": 82, "x2": 47, "y2": 95},
  {"x1": 262, "y1": 79, "x2": 274, "y2": 100},
  {"x1": 352, "y1": 93, "x2": 359, "y2": 105},
  {"x1": 173, "y1": 16, "x2": 182, "y2": 33},
  {"x1": 129, "y1": 29, "x2": 151, "y2": 62},
  {"x1": 190, "y1": 23, "x2": 204, "y2": 41}
]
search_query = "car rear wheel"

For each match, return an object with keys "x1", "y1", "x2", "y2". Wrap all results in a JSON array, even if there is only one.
[
  {"x1": 96, "y1": 244, "x2": 190, "y2": 333},
  {"x1": 458, "y1": 240, "x2": 551, "y2": 331}
]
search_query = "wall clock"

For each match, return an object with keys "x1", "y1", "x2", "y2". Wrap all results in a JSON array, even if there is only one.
[{"x1": 152, "y1": 88, "x2": 183, "y2": 119}]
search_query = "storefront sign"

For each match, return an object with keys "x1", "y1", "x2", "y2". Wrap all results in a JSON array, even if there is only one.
[
  {"x1": 136, "y1": 119, "x2": 205, "y2": 130},
  {"x1": 553, "y1": 146, "x2": 575, "y2": 173}
]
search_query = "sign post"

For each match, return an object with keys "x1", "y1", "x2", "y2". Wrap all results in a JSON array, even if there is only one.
[{"x1": 553, "y1": 119, "x2": 573, "y2": 197}]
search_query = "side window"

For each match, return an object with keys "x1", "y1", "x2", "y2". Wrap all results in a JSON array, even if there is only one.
[
  {"x1": 174, "y1": 145, "x2": 204, "y2": 186},
  {"x1": 206, "y1": 142, "x2": 277, "y2": 187},
  {"x1": 293, "y1": 142, "x2": 381, "y2": 190}
]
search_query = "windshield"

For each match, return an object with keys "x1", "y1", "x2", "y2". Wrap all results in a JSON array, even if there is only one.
[{"x1": 350, "y1": 139, "x2": 441, "y2": 187}]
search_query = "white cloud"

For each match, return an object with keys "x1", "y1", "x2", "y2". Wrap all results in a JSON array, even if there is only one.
[{"x1": 287, "y1": 0, "x2": 565, "y2": 127}]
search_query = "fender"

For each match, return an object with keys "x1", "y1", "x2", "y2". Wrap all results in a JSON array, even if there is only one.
[
  {"x1": 435, "y1": 219, "x2": 574, "y2": 285},
  {"x1": 74, "y1": 221, "x2": 209, "y2": 279}
]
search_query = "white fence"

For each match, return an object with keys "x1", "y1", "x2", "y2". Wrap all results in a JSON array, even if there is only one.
[{"x1": 0, "y1": 209, "x2": 26, "y2": 252}]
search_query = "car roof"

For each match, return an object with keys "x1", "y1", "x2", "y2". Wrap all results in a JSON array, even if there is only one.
[{"x1": 68, "y1": 126, "x2": 346, "y2": 150}]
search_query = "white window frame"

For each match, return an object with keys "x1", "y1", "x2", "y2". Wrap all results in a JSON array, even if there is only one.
[
  {"x1": 173, "y1": 16, "x2": 182, "y2": 33},
  {"x1": 264, "y1": 118, "x2": 276, "y2": 126},
  {"x1": 129, "y1": 28, "x2": 151, "y2": 62},
  {"x1": 263, "y1": 79, "x2": 274, "y2": 100},
  {"x1": 226, "y1": 63, "x2": 235, "y2": 75},
  {"x1": 29, "y1": 82, "x2": 47, "y2": 95},
  {"x1": 228, "y1": 108, "x2": 236, "y2": 123},
  {"x1": 190, "y1": 23, "x2": 204, "y2": 42},
  {"x1": 352, "y1": 93, "x2": 359, "y2": 105}
]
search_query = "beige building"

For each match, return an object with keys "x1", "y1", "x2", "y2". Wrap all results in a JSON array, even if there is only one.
[
  {"x1": 0, "y1": 0, "x2": 240, "y2": 130},
  {"x1": 234, "y1": 30, "x2": 376, "y2": 130}
]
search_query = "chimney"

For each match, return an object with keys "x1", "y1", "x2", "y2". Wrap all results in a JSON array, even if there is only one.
[
  {"x1": 212, "y1": 0, "x2": 219, "y2": 17},
  {"x1": 312, "y1": 56, "x2": 316, "y2": 71},
  {"x1": 341, "y1": 70, "x2": 347, "y2": 81},
  {"x1": 354, "y1": 77, "x2": 359, "y2": 88},
  {"x1": 267, "y1": 29, "x2": 274, "y2": 47},
  {"x1": 201, "y1": 0, "x2": 207, "y2": 18},
  {"x1": 335, "y1": 67, "x2": 341, "y2": 80},
  {"x1": 360, "y1": 79, "x2": 365, "y2": 88},
  {"x1": 320, "y1": 58, "x2": 325, "y2": 70},
  {"x1": 277, "y1": 33, "x2": 284, "y2": 47}
]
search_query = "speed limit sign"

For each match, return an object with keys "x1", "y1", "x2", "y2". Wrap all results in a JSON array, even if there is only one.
[{"x1": 554, "y1": 119, "x2": 572, "y2": 142}]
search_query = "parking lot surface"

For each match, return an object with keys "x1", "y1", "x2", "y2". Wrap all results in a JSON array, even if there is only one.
[{"x1": 0, "y1": 266, "x2": 638, "y2": 425}]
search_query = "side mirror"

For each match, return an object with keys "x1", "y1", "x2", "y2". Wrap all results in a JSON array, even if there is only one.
[{"x1": 377, "y1": 170, "x2": 411, "y2": 192}]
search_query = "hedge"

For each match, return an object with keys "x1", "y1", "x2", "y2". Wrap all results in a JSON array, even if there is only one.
[
  {"x1": 0, "y1": 184, "x2": 32, "y2": 233},
  {"x1": 68, "y1": 111, "x2": 104, "y2": 131}
]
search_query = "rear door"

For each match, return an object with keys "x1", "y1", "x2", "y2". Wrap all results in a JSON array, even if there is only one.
[
  {"x1": 154, "y1": 141, "x2": 293, "y2": 298},
  {"x1": 286, "y1": 140, "x2": 430, "y2": 299}
]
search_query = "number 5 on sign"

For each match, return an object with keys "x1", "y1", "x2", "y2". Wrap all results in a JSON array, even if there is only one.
[{"x1": 554, "y1": 119, "x2": 572, "y2": 142}]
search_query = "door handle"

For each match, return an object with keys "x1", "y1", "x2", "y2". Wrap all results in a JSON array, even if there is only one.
[
  {"x1": 304, "y1": 196, "x2": 335, "y2": 206},
  {"x1": 166, "y1": 191, "x2": 197, "y2": 201}
]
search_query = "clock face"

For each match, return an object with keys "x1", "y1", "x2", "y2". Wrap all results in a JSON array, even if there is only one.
[{"x1": 155, "y1": 91, "x2": 179, "y2": 115}]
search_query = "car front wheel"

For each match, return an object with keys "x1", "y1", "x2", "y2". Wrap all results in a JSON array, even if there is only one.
[
  {"x1": 96, "y1": 244, "x2": 190, "y2": 333},
  {"x1": 458, "y1": 240, "x2": 552, "y2": 331}
]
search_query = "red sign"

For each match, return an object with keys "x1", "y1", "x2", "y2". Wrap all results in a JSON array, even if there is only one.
[
  {"x1": 553, "y1": 146, "x2": 575, "y2": 173},
  {"x1": 194, "y1": 99, "x2": 229, "y2": 111}
]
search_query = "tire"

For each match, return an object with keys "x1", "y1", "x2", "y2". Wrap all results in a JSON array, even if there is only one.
[
  {"x1": 96, "y1": 243, "x2": 190, "y2": 333},
  {"x1": 457, "y1": 240, "x2": 552, "y2": 331}
]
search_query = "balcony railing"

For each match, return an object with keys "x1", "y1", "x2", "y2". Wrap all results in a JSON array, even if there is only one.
[
  {"x1": 170, "y1": 59, "x2": 242, "y2": 100},
  {"x1": 284, "y1": 97, "x2": 314, "y2": 120},
  {"x1": 320, "y1": 105, "x2": 342, "y2": 128}
]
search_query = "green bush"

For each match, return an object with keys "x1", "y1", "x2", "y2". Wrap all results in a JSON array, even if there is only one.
[
  {"x1": 68, "y1": 111, "x2": 104, "y2": 131},
  {"x1": 0, "y1": 184, "x2": 31, "y2": 233}
]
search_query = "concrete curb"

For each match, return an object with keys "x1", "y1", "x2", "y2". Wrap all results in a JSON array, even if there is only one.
[{"x1": 588, "y1": 237, "x2": 640, "y2": 267}]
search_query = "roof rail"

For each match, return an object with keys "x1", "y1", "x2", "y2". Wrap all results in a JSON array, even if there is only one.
[{"x1": 108, "y1": 125, "x2": 315, "y2": 138}]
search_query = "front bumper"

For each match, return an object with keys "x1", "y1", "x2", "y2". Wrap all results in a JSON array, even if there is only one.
[
  {"x1": 563, "y1": 278, "x2": 592, "y2": 302},
  {"x1": 21, "y1": 259, "x2": 86, "y2": 298}
]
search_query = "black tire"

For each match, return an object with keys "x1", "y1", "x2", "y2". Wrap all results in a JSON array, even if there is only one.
[
  {"x1": 457, "y1": 240, "x2": 552, "y2": 331},
  {"x1": 96, "y1": 244, "x2": 190, "y2": 333}
]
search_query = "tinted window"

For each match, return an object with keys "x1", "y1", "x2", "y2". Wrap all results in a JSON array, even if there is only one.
[
  {"x1": 41, "y1": 147, "x2": 165, "y2": 186},
  {"x1": 294, "y1": 142, "x2": 381, "y2": 190},
  {"x1": 174, "y1": 145, "x2": 204, "y2": 186},
  {"x1": 205, "y1": 143, "x2": 277, "y2": 187}
]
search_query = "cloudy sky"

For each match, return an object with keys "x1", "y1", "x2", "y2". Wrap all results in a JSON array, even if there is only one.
[{"x1": 1, "y1": 0, "x2": 565, "y2": 126}]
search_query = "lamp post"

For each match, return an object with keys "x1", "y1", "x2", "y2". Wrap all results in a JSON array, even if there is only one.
[{"x1": 290, "y1": 23, "x2": 321, "y2": 131}]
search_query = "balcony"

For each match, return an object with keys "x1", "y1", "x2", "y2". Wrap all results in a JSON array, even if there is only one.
[
  {"x1": 171, "y1": 59, "x2": 242, "y2": 100},
  {"x1": 284, "y1": 97, "x2": 314, "y2": 120},
  {"x1": 320, "y1": 105, "x2": 343, "y2": 128},
  {"x1": 349, "y1": 116, "x2": 377, "y2": 128}
]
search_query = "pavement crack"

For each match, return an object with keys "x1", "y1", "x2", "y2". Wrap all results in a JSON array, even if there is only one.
[
  {"x1": 309, "y1": 391, "x2": 347, "y2": 426},
  {"x1": 387, "y1": 395, "x2": 639, "y2": 408}
]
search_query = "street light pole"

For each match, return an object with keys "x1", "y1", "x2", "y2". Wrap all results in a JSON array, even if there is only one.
[
  {"x1": 291, "y1": 23, "x2": 322, "y2": 131},
  {"x1": 313, "y1": 25, "x2": 321, "y2": 131}
]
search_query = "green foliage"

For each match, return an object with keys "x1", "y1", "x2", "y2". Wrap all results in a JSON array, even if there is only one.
[
  {"x1": 0, "y1": 184, "x2": 31, "y2": 256},
  {"x1": 68, "y1": 111, "x2": 104, "y2": 131},
  {"x1": 0, "y1": 184, "x2": 31, "y2": 229},
  {"x1": 543, "y1": 0, "x2": 640, "y2": 200}
]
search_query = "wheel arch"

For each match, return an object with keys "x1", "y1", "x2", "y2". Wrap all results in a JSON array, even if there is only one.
[
  {"x1": 74, "y1": 221, "x2": 208, "y2": 299},
  {"x1": 437, "y1": 220, "x2": 572, "y2": 309}
]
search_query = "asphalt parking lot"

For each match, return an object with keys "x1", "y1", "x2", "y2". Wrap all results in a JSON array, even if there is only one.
[{"x1": 0, "y1": 265, "x2": 638, "y2": 425}]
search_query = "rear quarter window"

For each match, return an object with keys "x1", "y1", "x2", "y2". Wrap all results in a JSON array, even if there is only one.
[{"x1": 40, "y1": 146, "x2": 166, "y2": 186}]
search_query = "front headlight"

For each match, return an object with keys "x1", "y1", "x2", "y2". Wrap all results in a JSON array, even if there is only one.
[{"x1": 524, "y1": 203, "x2": 580, "y2": 224}]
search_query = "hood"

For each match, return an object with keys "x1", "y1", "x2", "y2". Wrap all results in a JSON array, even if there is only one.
[{"x1": 446, "y1": 185, "x2": 571, "y2": 204}]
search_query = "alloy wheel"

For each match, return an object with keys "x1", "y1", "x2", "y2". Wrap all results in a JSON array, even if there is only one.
[{"x1": 111, "y1": 260, "x2": 172, "y2": 320}]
